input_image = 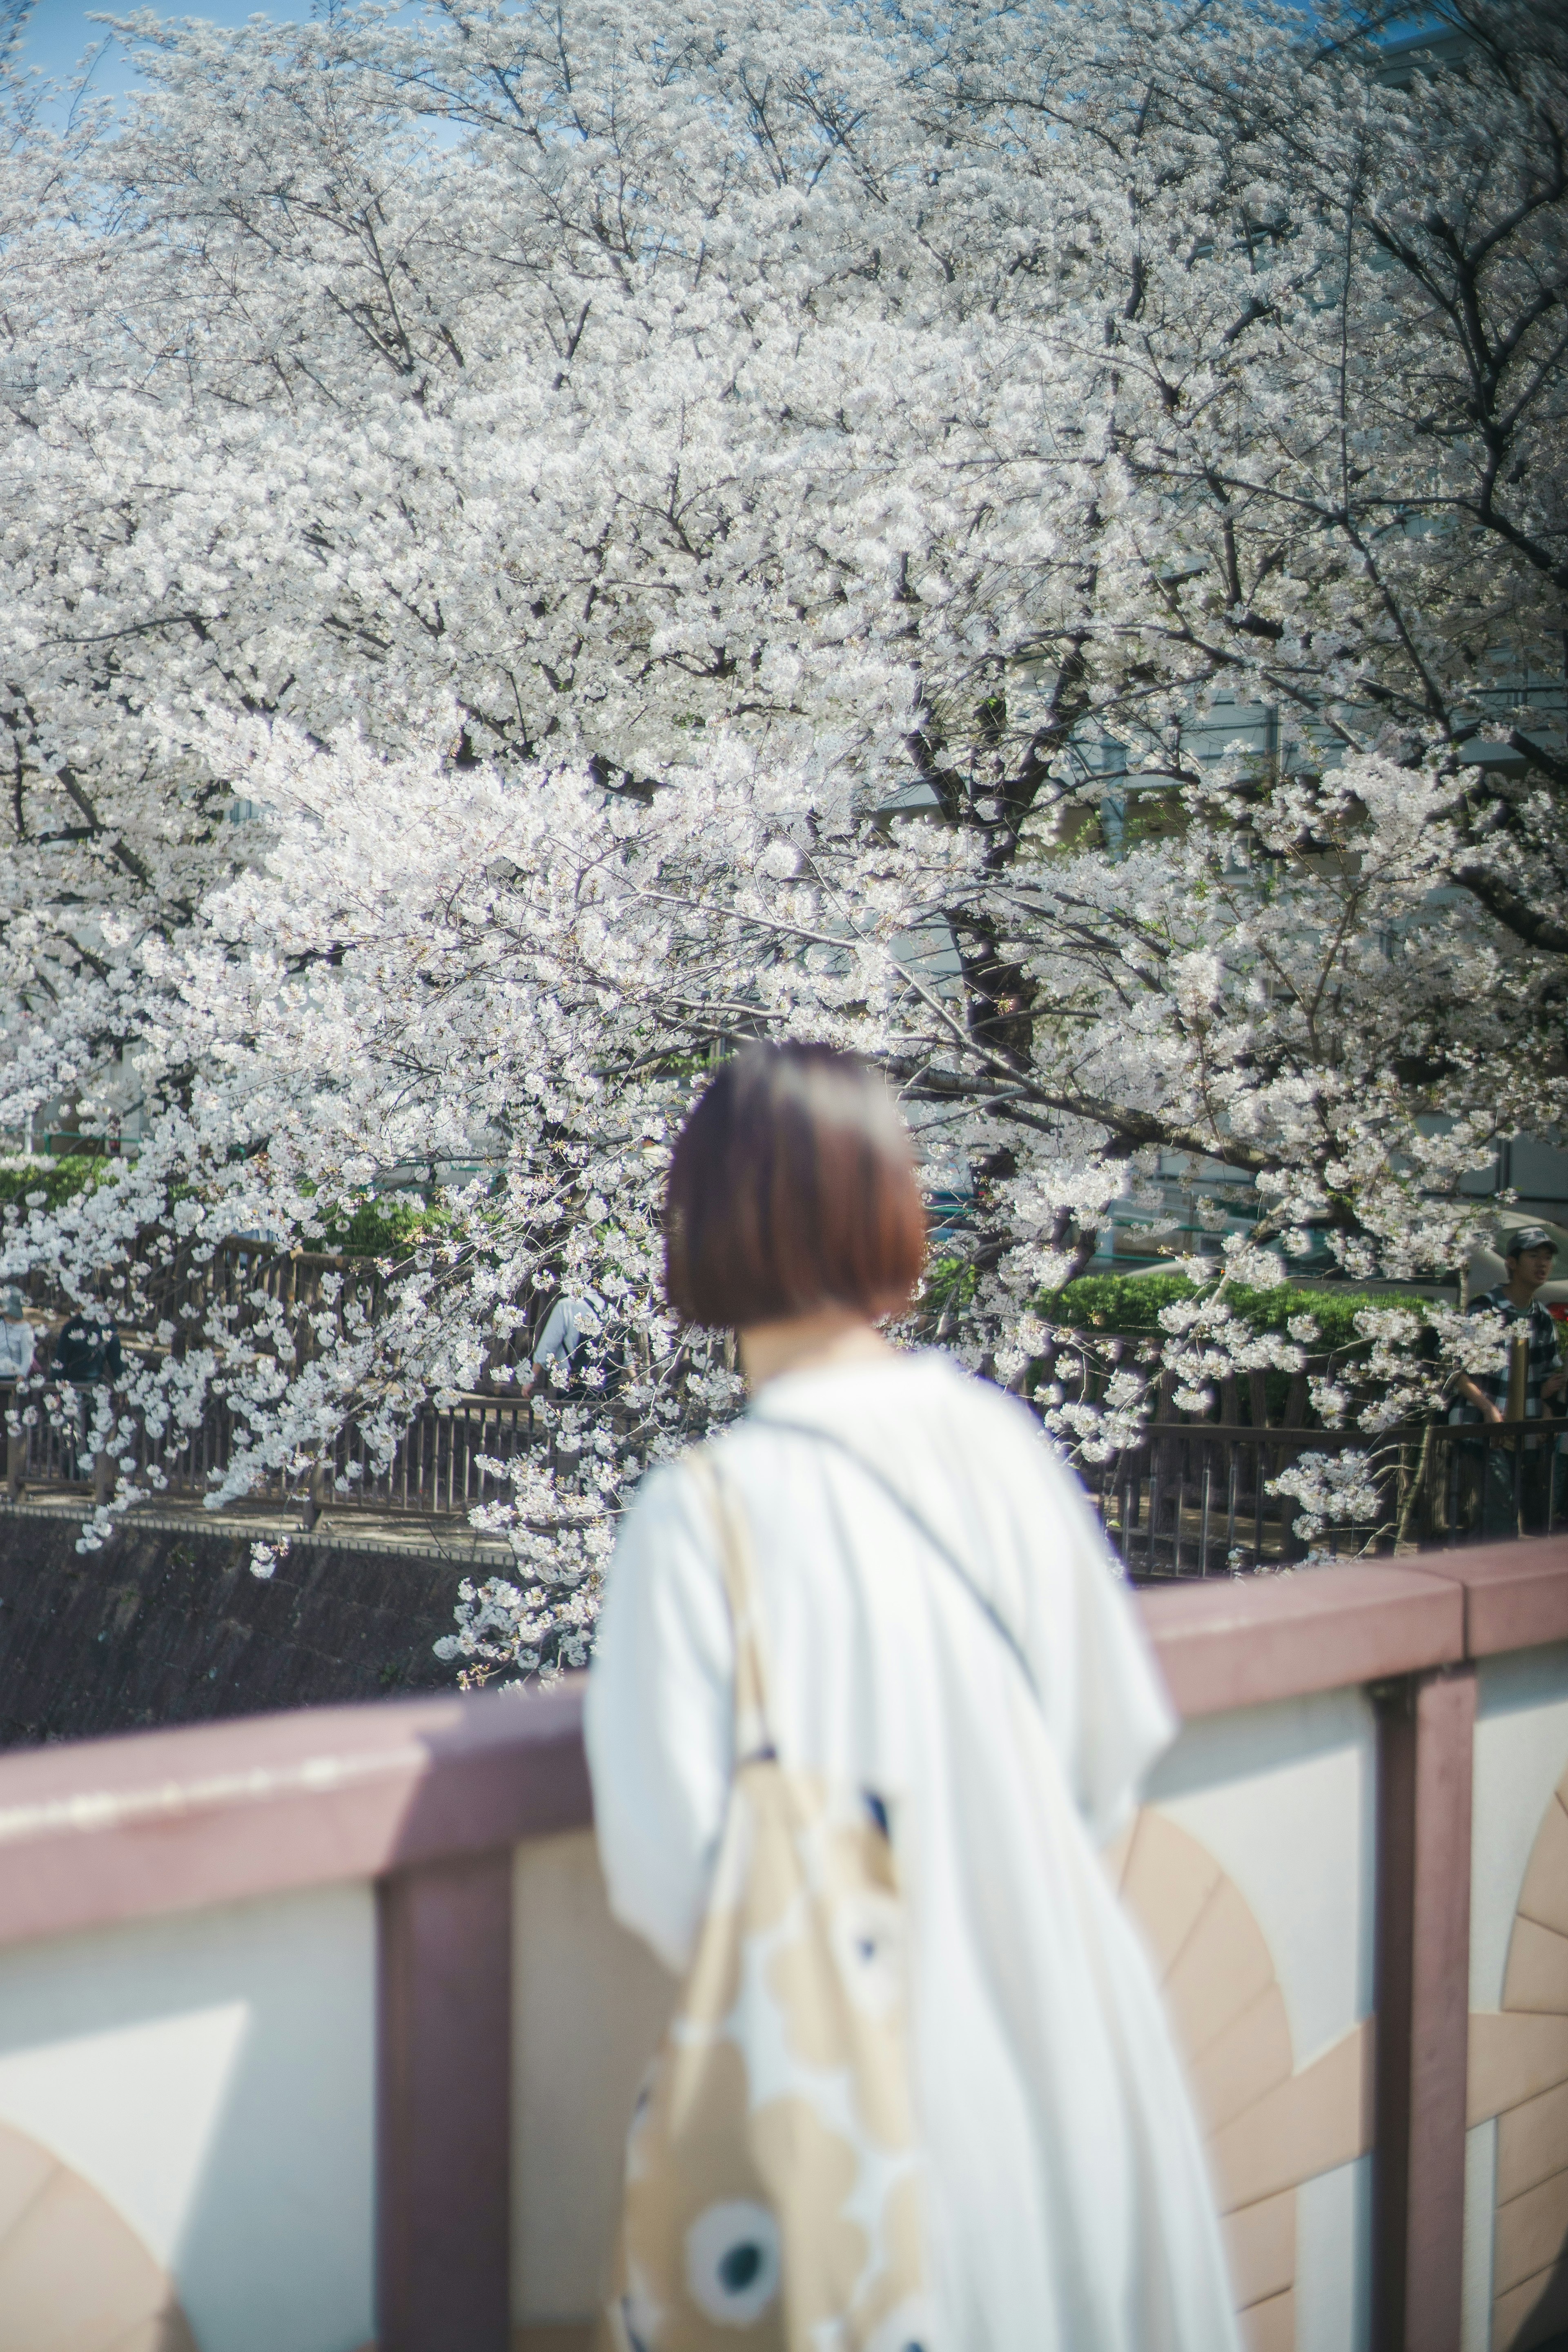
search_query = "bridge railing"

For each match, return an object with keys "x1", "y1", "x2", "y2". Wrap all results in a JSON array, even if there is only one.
[
  {"x1": 1080, "y1": 1417, "x2": 1566, "y2": 1575},
  {"x1": 9, "y1": 1377, "x2": 1564, "y2": 1573},
  {"x1": 0, "y1": 1540, "x2": 1563, "y2": 2347}
]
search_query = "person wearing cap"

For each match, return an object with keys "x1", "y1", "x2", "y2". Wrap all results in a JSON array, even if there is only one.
[
  {"x1": 1451, "y1": 1227, "x2": 1566, "y2": 1533},
  {"x1": 0, "y1": 1290, "x2": 34, "y2": 1381}
]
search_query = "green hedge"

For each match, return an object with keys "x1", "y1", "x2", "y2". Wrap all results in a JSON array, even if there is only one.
[
  {"x1": 1042, "y1": 1271, "x2": 1433, "y2": 1354},
  {"x1": 0, "y1": 1162, "x2": 457, "y2": 1260},
  {"x1": 312, "y1": 1193, "x2": 452, "y2": 1256},
  {"x1": 0, "y1": 1155, "x2": 110, "y2": 1215}
]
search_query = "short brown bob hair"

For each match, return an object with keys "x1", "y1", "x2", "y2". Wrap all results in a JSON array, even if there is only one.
[{"x1": 664, "y1": 1043, "x2": 927, "y2": 1329}]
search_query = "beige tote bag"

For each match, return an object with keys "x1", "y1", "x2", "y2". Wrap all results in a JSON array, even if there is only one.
[{"x1": 599, "y1": 1449, "x2": 931, "y2": 2352}]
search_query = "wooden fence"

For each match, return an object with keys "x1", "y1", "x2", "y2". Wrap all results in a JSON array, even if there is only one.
[
  {"x1": 4, "y1": 1386, "x2": 547, "y2": 1519},
  {"x1": 1080, "y1": 1417, "x2": 1565, "y2": 1575},
  {"x1": 7, "y1": 1367, "x2": 1564, "y2": 1576}
]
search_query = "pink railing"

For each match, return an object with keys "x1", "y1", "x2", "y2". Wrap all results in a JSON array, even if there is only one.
[{"x1": 0, "y1": 1539, "x2": 1565, "y2": 2347}]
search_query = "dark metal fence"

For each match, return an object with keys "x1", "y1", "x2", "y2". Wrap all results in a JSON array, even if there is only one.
[
  {"x1": 6, "y1": 1374, "x2": 1566, "y2": 1575},
  {"x1": 1083, "y1": 1417, "x2": 1566, "y2": 1579},
  {"x1": 11, "y1": 1236, "x2": 548, "y2": 1390},
  {"x1": 3, "y1": 1385, "x2": 549, "y2": 1519},
  {"x1": 5, "y1": 1241, "x2": 387, "y2": 1368},
  {"x1": 1082, "y1": 1423, "x2": 1353, "y2": 1577}
]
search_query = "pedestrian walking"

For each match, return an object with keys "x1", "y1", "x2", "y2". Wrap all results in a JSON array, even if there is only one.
[
  {"x1": 50, "y1": 1301, "x2": 125, "y2": 1478},
  {"x1": 587, "y1": 1042, "x2": 1240, "y2": 2352},
  {"x1": 0, "y1": 1290, "x2": 35, "y2": 1381},
  {"x1": 525, "y1": 1286, "x2": 606, "y2": 1395},
  {"x1": 50, "y1": 1302, "x2": 125, "y2": 1388},
  {"x1": 1451, "y1": 1225, "x2": 1566, "y2": 1535}
]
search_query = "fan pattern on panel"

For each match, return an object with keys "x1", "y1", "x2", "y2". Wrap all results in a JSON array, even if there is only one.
[
  {"x1": 0, "y1": 1818, "x2": 1368, "y2": 2352},
  {"x1": 1105, "y1": 1810, "x2": 1373, "y2": 2352},
  {"x1": 0, "y1": 2117, "x2": 197, "y2": 2351},
  {"x1": 1471, "y1": 1762, "x2": 1568, "y2": 2351}
]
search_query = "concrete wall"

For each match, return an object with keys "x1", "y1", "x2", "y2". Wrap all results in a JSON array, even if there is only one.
[
  {"x1": 503, "y1": 1754, "x2": 1380, "y2": 2349},
  {"x1": 1145, "y1": 1688, "x2": 1378, "y2": 2352},
  {"x1": 0, "y1": 1791, "x2": 1379, "y2": 2350},
  {"x1": 0, "y1": 1510, "x2": 466, "y2": 1746},
  {"x1": 0, "y1": 1548, "x2": 1560, "y2": 2352},
  {"x1": 1465, "y1": 1640, "x2": 1568, "y2": 2352},
  {"x1": 0, "y1": 1884, "x2": 376, "y2": 2352}
]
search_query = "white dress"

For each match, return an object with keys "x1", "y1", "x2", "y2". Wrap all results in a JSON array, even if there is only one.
[{"x1": 585, "y1": 1350, "x2": 1241, "y2": 2352}]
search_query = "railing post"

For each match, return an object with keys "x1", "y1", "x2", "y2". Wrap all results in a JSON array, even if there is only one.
[
  {"x1": 4, "y1": 1385, "x2": 22, "y2": 1500},
  {"x1": 1248, "y1": 1368, "x2": 1270, "y2": 1430},
  {"x1": 301, "y1": 1461, "x2": 334, "y2": 1531},
  {"x1": 377, "y1": 1851, "x2": 514, "y2": 2352},
  {"x1": 1373, "y1": 1664, "x2": 1475, "y2": 2352}
]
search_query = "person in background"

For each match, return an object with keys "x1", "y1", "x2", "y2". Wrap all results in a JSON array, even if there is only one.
[
  {"x1": 51, "y1": 1300, "x2": 125, "y2": 1474},
  {"x1": 51, "y1": 1301, "x2": 125, "y2": 1388},
  {"x1": 1452, "y1": 1226, "x2": 1566, "y2": 1533},
  {"x1": 0, "y1": 1290, "x2": 35, "y2": 1381},
  {"x1": 586, "y1": 1042, "x2": 1241, "y2": 2352},
  {"x1": 523, "y1": 1285, "x2": 605, "y2": 1395}
]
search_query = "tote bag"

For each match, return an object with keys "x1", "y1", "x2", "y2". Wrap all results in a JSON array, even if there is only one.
[{"x1": 599, "y1": 1449, "x2": 932, "y2": 2352}]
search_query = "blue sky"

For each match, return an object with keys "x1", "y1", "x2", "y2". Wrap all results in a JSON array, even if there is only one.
[
  {"x1": 16, "y1": 0, "x2": 1454, "y2": 105},
  {"x1": 16, "y1": 0, "x2": 305, "y2": 107}
]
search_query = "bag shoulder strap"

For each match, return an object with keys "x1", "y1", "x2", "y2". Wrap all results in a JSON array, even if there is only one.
[
  {"x1": 756, "y1": 1417, "x2": 1043, "y2": 1712},
  {"x1": 684, "y1": 1449, "x2": 777, "y2": 1763}
]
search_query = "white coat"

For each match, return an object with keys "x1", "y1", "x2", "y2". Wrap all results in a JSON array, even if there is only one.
[{"x1": 585, "y1": 1350, "x2": 1241, "y2": 2352}]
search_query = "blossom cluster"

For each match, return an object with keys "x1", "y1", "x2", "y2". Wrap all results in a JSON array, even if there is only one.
[{"x1": 0, "y1": 0, "x2": 1562, "y2": 1658}]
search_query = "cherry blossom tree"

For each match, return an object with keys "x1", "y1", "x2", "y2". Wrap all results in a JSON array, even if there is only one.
[{"x1": 0, "y1": 0, "x2": 1563, "y2": 1654}]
